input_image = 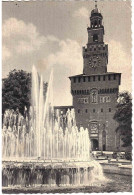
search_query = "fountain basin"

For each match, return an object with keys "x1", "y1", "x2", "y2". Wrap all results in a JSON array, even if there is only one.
[{"x1": 2, "y1": 160, "x2": 94, "y2": 187}]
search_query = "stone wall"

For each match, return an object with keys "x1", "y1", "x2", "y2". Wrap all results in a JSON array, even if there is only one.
[{"x1": 70, "y1": 73, "x2": 121, "y2": 151}]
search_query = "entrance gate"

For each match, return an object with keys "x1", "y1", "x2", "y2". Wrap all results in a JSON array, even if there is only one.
[{"x1": 91, "y1": 139, "x2": 98, "y2": 151}]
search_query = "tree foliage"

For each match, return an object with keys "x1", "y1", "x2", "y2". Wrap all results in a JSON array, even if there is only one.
[
  {"x1": 2, "y1": 69, "x2": 47, "y2": 116},
  {"x1": 113, "y1": 91, "x2": 132, "y2": 147}
]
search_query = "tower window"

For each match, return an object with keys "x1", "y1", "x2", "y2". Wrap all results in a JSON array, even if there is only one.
[
  {"x1": 108, "y1": 75, "x2": 111, "y2": 80},
  {"x1": 98, "y1": 76, "x2": 100, "y2": 81},
  {"x1": 102, "y1": 89, "x2": 104, "y2": 94},
  {"x1": 74, "y1": 78, "x2": 76, "y2": 83},
  {"x1": 83, "y1": 77, "x2": 86, "y2": 82},
  {"x1": 88, "y1": 77, "x2": 90, "y2": 82},
  {"x1": 94, "y1": 20, "x2": 97, "y2": 27},
  {"x1": 92, "y1": 91, "x2": 97, "y2": 103},
  {"x1": 78, "y1": 109, "x2": 80, "y2": 113},
  {"x1": 104, "y1": 97, "x2": 106, "y2": 102},
  {"x1": 93, "y1": 109, "x2": 95, "y2": 113},
  {"x1": 101, "y1": 108, "x2": 103, "y2": 112},
  {"x1": 93, "y1": 34, "x2": 98, "y2": 42},
  {"x1": 114, "y1": 74, "x2": 116, "y2": 80},
  {"x1": 103, "y1": 76, "x2": 105, "y2": 81},
  {"x1": 93, "y1": 76, "x2": 95, "y2": 81},
  {"x1": 109, "y1": 108, "x2": 111, "y2": 112},
  {"x1": 78, "y1": 77, "x2": 81, "y2": 82},
  {"x1": 100, "y1": 97, "x2": 103, "y2": 103},
  {"x1": 107, "y1": 97, "x2": 110, "y2": 102},
  {"x1": 85, "y1": 109, "x2": 88, "y2": 113}
]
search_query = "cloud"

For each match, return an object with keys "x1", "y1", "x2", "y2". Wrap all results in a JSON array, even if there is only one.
[
  {"x1": 108, "y1": 40, "x2": 131, "y2": 92},
  {"x1": 73, "y1": 7, "x2": 89, "y2": 19},
  {"x1": 47, "y1": 39, "x2": 83, "y2": 75},
  {"x1": 2, "y1": 17, "x2": 63, "y2": 63},
  {"x1": 46, "y1": 35, "x2": 60, "y2": 43},
  {"x1": 2, "y1": 45, "x2": 11, "y2": 61},
  {"x1": 2, "y1": 18, "x2": 46, "y2": 57}
]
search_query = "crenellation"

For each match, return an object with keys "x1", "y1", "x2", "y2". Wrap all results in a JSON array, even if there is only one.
[{"x1": 71, "y1": 74, "x2": 121, "y2": 84}]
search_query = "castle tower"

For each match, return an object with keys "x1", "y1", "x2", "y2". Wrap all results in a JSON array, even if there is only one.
[{"x1": 69, "y1": 3, "x2": 121, "y2": 151}]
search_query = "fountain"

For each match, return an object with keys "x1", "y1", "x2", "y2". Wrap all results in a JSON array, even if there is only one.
[{"x1": 2, "y1": 66, "x2": 105, "y2": 188}]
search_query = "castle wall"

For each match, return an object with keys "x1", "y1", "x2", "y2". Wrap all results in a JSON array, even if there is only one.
[{"x1": 70, "y1": 73, "x2": 121, "y2": 151}]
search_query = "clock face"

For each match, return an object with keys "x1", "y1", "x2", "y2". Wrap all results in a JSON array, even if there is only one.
[{"x1": 88, "y1": 56, "x2": 101, "y2": 68}]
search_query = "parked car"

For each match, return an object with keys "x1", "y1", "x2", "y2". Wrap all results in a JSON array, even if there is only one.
[
  {"x1": 117, "y1": 152, "x2": 125, "y2": 159},
  {"x1": 92, "y1": 151, "x2": 103, "y2": 159}
]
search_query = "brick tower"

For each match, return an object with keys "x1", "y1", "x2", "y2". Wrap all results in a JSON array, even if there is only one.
[{"x1": 69, "y1": 3, "x2": 121, "y2": 151}]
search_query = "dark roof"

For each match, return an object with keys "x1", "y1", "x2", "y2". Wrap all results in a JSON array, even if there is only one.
[
  {"x1": 54, "y1": 106, "x2": 73, "y2": 109},
  {"x1": 91, "y1": 12, "x2": 102, "y2": 17},
  {"x1": 69, "y1": 72, "x2": 121, "y2": 79}
]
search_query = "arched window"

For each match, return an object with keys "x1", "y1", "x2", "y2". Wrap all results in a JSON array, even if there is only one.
[
  {"x1": 93, "y1": 34, "x2": 98, "y2": 42},
  {"x1": 107, "y1": 96, "x2": 110, "y2": 102},
  {"x1": 99, "y1": 20, "x2": 101, "y2": 26},
  {"x1": 94, "y1": 20, "x2": 97, "y2": 27},
  {"x1": 92, "y1": 91, "x2": 97, "y2": 103},
  {"x1": 104, "y1": 97, "x2": 106, "y2": 102}
]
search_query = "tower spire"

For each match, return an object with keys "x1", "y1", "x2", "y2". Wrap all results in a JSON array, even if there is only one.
[{"x1": 95, "y1": 0, "x2": 97, "y2": 8}]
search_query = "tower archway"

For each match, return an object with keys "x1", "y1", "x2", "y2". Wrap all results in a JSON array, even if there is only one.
[{"x1": 91, "y1": 139, "x2": 98, "y2": 151}]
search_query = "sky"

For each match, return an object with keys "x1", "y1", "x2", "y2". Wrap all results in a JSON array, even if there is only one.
[{"x1": 2, "y1": 0, "x2": 132, "y2": 106}]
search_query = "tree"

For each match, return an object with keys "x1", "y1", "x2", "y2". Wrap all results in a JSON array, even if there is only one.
[
  {"x1": 113, "y1": 91, "x2": 132, "y2": 147},
  {"x1": 2, "y1": 70, "x2": 32, "y2": 115},
  {"x1": 2, "y1": 69, "x2": 48, "y2": 116}
]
